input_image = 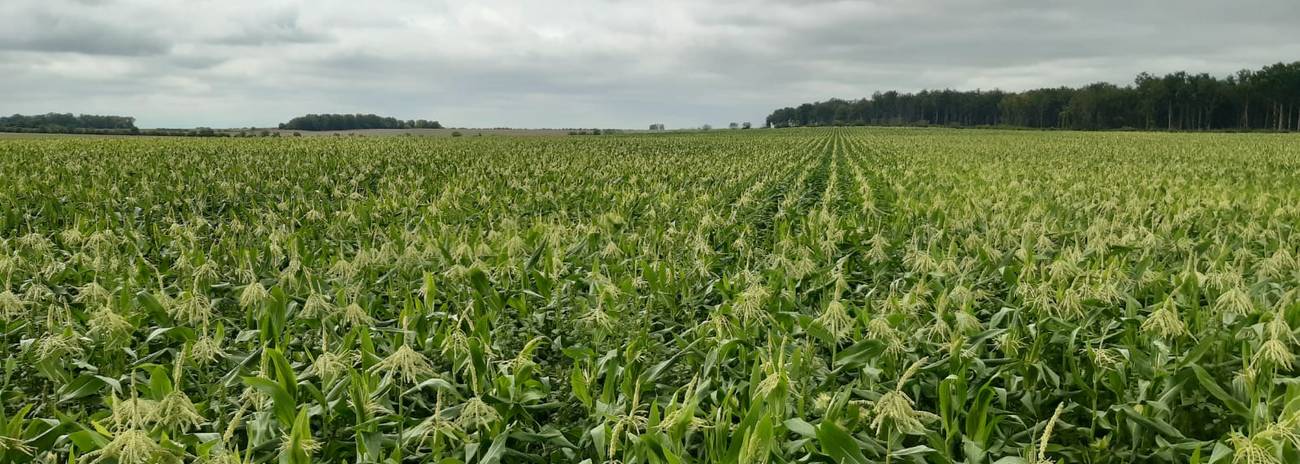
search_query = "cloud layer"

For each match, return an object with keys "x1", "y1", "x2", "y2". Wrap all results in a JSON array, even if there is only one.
[{"x1": 2, "y1": 0, "x2": 1298, "y2": 128}]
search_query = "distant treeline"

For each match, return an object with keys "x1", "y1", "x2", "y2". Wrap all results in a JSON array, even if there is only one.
[
  {"x1": 568, "y1": 129, "x2": 627, "y2": 136},
  {"x1": 767, "y1": 61, "x2": 1300, "y2": 131},
  {"x1": 1, "y1": 113, "x2": 137, "y2": 133},
  {"x1": 279, "y1": 114, "x2": 442, "y2": 131}
]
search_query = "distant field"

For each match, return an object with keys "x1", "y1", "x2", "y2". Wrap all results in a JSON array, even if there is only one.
[
  {"x1": 259, "y1": 127, "x2": 579, "y2": 137},
  {"x1": 2, "y1": 128, "x2": 1300, "y2": 463},
  {"x1": 0, "y1": 131, "x2": 126, "y2": 138},
  {"x1": 0, "y1": 128, "x2": 587, "y2": 138}
]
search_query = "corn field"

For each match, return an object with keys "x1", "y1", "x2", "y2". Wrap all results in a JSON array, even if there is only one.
[{"x1": 2, "y1": 128, "x2": 1300, "y2": 463}]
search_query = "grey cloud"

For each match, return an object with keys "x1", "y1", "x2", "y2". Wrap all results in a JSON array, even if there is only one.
[
  {"x1": 211, "y1": 9, "x2": 331, "y2": 46},
  {"x1": 1, "y1": 0, "x2": 1299, "y2": 129},
  {"x1": 0, "y1": 12, "x2": 168, "y2": 56}
]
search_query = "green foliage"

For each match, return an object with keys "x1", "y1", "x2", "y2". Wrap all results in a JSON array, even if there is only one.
[
  {"x1": 768, "y1": 61, "x2": 1300, "y2": 131},
  {"x1": 0, "y1": 113, "x2": 137, "y2": 133},
  {"x1": 278, "y1": 114, "x2": 442, "y2": 131},
  {"x1": 1, "y1": 128, "x2": 1299, "y2": 463}
]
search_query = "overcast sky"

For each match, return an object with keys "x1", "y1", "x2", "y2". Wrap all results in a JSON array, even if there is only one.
[{"x1": 3, "y1": 0, "x2": 1299, "y2": 129}]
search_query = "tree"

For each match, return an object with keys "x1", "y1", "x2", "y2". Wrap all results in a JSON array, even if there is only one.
[
  {"x1": 0, "y1": 113, "x2": 137, "y2": 133},
  {"x1": 279, "y1": 114, "x2": 442, "y2": 131},
  {"x1": 1134, "y1": 72, "x2": 1167, "y2": 130},
  {"x1": 764, "y1": 61, "x2": 1300, "y2": 132}
]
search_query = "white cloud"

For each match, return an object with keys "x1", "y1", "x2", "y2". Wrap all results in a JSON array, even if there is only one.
[{"x1": 1, "y1": 0, "x2": 1298, "y2": 128}]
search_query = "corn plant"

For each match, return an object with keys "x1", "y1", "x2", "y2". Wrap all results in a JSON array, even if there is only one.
[{"x1": 1, "y1": 128, "x2": 1299, "y2": 463}]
